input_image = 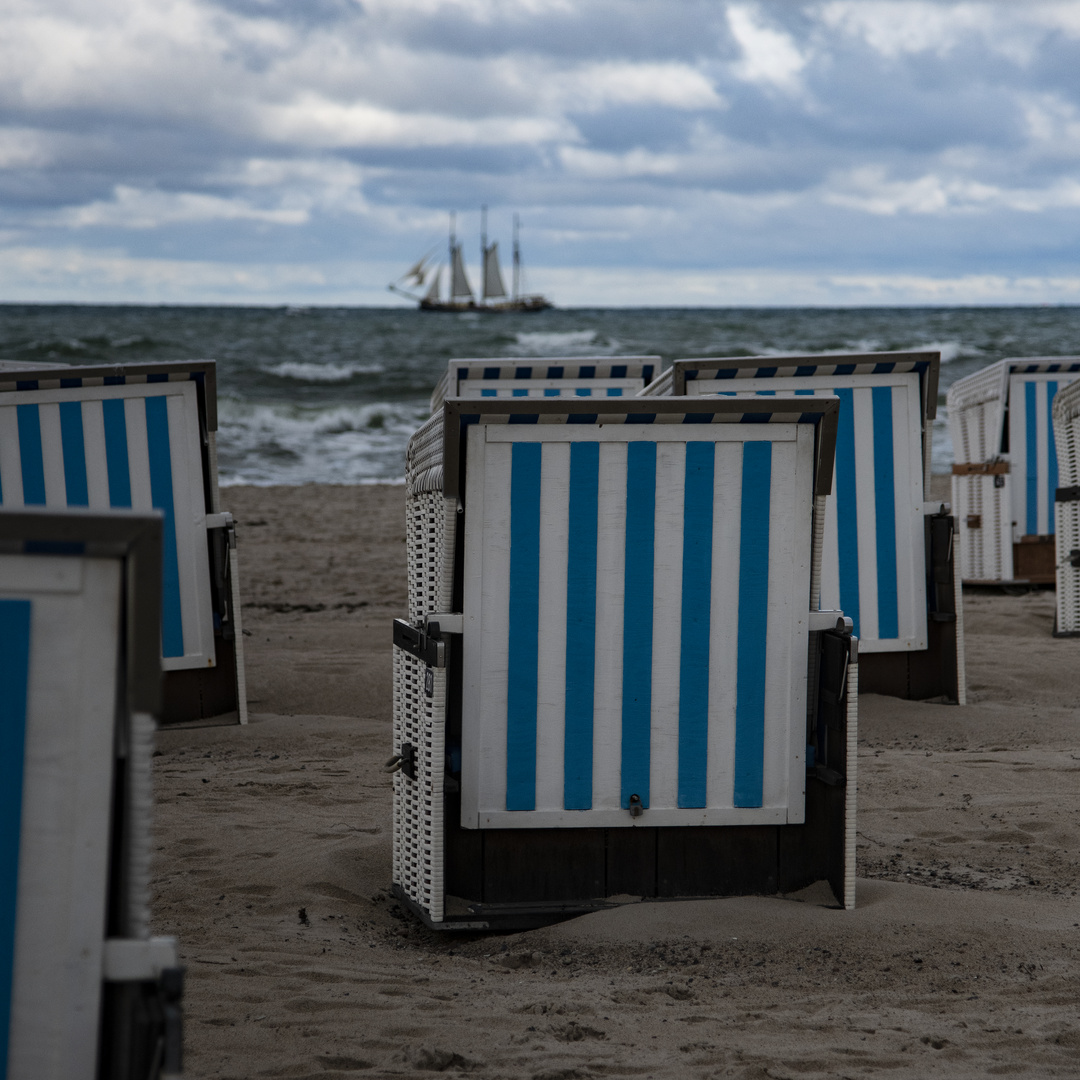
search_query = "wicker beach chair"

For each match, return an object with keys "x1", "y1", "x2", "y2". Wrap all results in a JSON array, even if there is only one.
[
  {"x1": 429, "y1": 356, "x2": 660, "y2": 413},
  {"x1": 0, "y1": 360, "x2": 246, "y2": 724},
  {"x1": 0, "y1": 509, "x2": 182, "y2": 1078},
  {"x1": 947, "y1": 357, "x2": 1080, "y2": 586},
  {"x1": 644, "y1": 351, "x2": 964, "y2": 704},
  {"x1": 392, "y1": 395, "x2": 858, "y2": 930},
  {"x1": 1052, "y1": 379, "x2": 1080, "y2": 636}
]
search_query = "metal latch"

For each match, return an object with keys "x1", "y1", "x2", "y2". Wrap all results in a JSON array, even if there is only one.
[
  {"x1": 392, "y1": 619, "x2": 446, "y2": 667},
  {"x1": 627, "y1": 794, "x2": 644, "y2": 818}
]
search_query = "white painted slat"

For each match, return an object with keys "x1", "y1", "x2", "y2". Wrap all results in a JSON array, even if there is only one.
[
  {"x1": 477, "y1": 436, "x2": 512, "y2": 816},
  {"x1": 124, "y1": 397, "x2": 153, "y2": 512},
  {"x1": 707, "y1": 441, "x2": 742, "y2": 810},
  {"x1": 0, "y1": 404, "x2": 25, "y2": 506},
  {"x1": 591, "y1": 440, "x2": 627, "y2": 811},
  {"x1": 81, "y1": 400, "x2": 110, "y2": 509},
  {"x1": 37, "y1": 402, "x2": 66, "y2": 508},
  {"x1": 895, "y1": 382, "x2": 928, "y2": 649},
  {"x1": 762, "y1": 439, "x2": 801, "y2": 811},
  {"x1": 535, "y1": 442, "x2": 569, "y2": 812},
  {"x1": 648, "y1": 441, "x2": 684, "y2": 811}
]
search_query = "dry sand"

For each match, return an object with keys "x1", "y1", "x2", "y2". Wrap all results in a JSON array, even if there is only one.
[{"x1": 152, "y1": 483, "x2": 1080, "y2": 1079}]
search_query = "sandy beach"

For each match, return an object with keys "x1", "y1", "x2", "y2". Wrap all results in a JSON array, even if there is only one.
[{"x1": 152, "y1": 481, "x2": 1080, "y2": 1079}]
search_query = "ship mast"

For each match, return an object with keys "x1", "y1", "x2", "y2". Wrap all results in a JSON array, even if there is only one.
[
  {"x1": 512, "y1": 213, "x2": 520, "y2": 302},
  {"x1": 481, "y1": 205, "x2": 488, "y2": 303}
]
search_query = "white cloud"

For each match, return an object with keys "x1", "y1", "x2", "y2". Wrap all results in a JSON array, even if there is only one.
[
  {"x1": 818, "y1": 1, "x2": 1080, "y2": 65},
  {"x1": 727, "y1": 5, "x2": 807, "y2": 93},
  {"x1": 559, "y1": 62, "x2": 724, "y2": 112},
  {"x1": 54, "y1": 185, "x2": 310, "y2": 229},
  {"x1": 824, "y1": 166, "x2": 1080, "y2": 216}
]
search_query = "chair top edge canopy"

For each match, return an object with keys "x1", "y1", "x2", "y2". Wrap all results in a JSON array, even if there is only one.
[
  {"x1": 0, "y1": 359, "x2": 220, "y2": 432},
  {"x1": 667, "y1": 350, "x2": 941, "y2": 421},
  {"x1": 1052, "y1": 378, "x2": 1080, "y2": 424},
  {"x1": 0, "y1": 507, "x2": 164, "y2": 714},
  {"x1": 440, "y1": 394, "x2": 840, "y2": 502},
  {"x1": 448, "y1": 356, "x2": 661, "y2": 380}
]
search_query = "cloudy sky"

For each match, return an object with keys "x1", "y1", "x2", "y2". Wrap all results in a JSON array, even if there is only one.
[{"x1": 2, "y1": 0, "x2": 1080, "y2": 306}]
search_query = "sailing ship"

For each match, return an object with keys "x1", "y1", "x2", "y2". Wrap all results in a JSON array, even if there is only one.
[{"x1": 389, "y1": 209, "x2": 553, "y2": 312}]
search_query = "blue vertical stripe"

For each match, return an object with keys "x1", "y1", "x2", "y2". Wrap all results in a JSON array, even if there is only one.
[
  {"x1": 871, "y1": 387, "x2": 898, "y2": 639},
  {"x1": 1047, "y1": 381, "x2": 1059, "y2": 535},
  {"x1": 59, "y1": 401, "x2": 89, "y2": 507},
  {"x1": 833, "y1": 388, "x2": 860, "y2": 638},
  {"x1": 564, "y1": 442, "x2": 599, "y2": 810},
  {"x1": 0, "y1": 598, "x2": 32, "y2": 1073},
  {"x1": 102, "y1": 399, "x2": 132, "y2": 507},
  {"x1": 1025, "y1": 381, "x2": 1038, "y2": 536},
  {"x1": 678, "y1": 442, "x2": 714, "y2": 808},
  {"x1": 734, "y1": 441, "x2": 771, "y2": 808},
  {"x1": 621, "y1": 441, "x2": 656, "y2": 809},
  {"x1": 16, "y1": 405, "x2": 46, "y2": 506},
  {"x1": 506, "y1": 441, "x2": 541, "y2": 811},
  {"x1": 145, "y1": 397, "x2": 184, "y2": 659}
]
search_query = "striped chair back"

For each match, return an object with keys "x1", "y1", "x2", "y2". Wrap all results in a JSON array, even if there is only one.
[
  {"x1": 0, "y1": 367, "x2": 218, "y2": 671},
  {"x1": 948, "y1": 358, "x2": 1080, "y2": 582},
  {"x1": 1007, "y1": 365, "x2": 1080, "y2": 538},
  {"x1": 446, "y1": 397, "x2": 838, "y2": 830},
  {"x1": 430, "y1": 357, "x2": 659, "y2": 412},
  {"x1": 651, "y1": 352, "x2": 939, "y2": 655}
]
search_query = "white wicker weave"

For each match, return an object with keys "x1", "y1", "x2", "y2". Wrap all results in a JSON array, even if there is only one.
[
  {"x1": 392, "y1": 650, "x2": 447, "y2": 921},
  {"x1": 844, "y1": 656, "x2": 859, "y2": 911},
  {"x1": 1053, "y1": 380, "x2": 1080, "y2": 634}
]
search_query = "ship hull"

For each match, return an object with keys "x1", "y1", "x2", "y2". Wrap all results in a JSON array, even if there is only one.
[{"x1": 419, "y1": 296, "x2": 553, "y2": 313}]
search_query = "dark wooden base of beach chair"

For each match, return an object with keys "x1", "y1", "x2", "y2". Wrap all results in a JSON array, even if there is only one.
[
  {"x1": 860, "y1": 510, "x2": 964, "y2": 704},
  {"x1": 160, "y1": 635, "x2": 240, "y2": 724},
  {"x1": 404, "y1": 627, "x2": 856, "y2": 932},
  {"x1": 398, "y1": 776, "x2": 848, "y2": 933}
]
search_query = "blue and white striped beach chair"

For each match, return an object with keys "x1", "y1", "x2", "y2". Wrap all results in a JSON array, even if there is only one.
[
  {"x1": 392, "y1": 395, "x2": 858, "y2": 929},
  {"x1": 948, "y1": 357, "x2": 1080, "y2": 585},
  {"x1": 0, "y1": 509, "x2": 182, "y2": 1079},
  {"x1": 0, "y1": 361, "x2": 246, "y2": 723},
  {"x1": 645, "y1": 350, "x2": 965, "y2": 704},
  {"x1": 429, "y1": 356, "x2": 660, "y2": 413},
  {"x1": 1051, "y1": 380, "x2": 1080, "y2": 635}
]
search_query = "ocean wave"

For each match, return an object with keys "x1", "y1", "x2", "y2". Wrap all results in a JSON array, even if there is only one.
[
  {"x1": 510, "y1": 330, "x2": 603, "y2": 355},
  {"x1": 262, "y1": 360, "x2": 386, "y2": 382},
  {"x1": 216, "y1": 399, "x2": 425, "y2": 485}
]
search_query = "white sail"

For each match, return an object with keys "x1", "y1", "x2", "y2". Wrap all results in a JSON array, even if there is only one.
[
  {"x1": 423, "y1": 266, "x2": 442, "y2": 302},
  {"x1": 450, "y1": 243, "x2": 474, "y2": 301},
  {"x1": 482, "y1": 243, "x2": 508, "y2": 300}
]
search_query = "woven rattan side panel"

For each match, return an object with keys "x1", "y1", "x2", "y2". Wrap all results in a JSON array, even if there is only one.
[{"x1": 392, "y1": 648, "x2": 447, "y2": 921}]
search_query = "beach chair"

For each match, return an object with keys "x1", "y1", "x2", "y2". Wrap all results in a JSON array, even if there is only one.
[
  {"x1": 1052, "y1": 379, "x2": 1080, "y2": 636},
  {"x1": 644, "y1": 351, "x2": 964, "y2": 704},
  {"x1": 948, "y1": 357, "x2": 1080, "y2": 585},
  {"x1": 0, "y1": 360, "x2": 247, "y2": 724},
  {"x1": 392, "y1": 395, "x2": 858, "y2": 930},
  {"x1": 0, "y1": 509, "x2": 182, "y2": 1079},
  {"x1": 429, "y1": 356, "x2": 660, "y2": 413}
]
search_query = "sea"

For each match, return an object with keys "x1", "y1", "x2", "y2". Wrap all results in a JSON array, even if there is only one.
[{"x1": 2, "y1": 304, "x2": 1078, "y2": 486}]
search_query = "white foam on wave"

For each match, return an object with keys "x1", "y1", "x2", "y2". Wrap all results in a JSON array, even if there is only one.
[
  {"x1": 511, "y1": 330, "x2": 601, "y2": 356},
  {"x1": 917, "y1": 340, "x2": 974, "y2": 364},
  {"x1": 216, "y1": 398, "x2": 425, "y2": 485},
  {"x1": 263, "y1": 360, "x2": 385, "y2": 382}
]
